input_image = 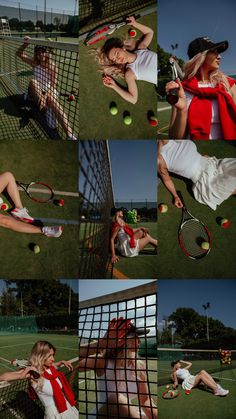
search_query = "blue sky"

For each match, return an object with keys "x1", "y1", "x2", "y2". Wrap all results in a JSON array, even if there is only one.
[
  {"x1": 0, "y1": 0, "x2": 77, "y2": 14},
  {"x1": 109, "y1": 140, "x2": 157, "y2": 203},
  {"x1": 158, "y1": 0, "x2": 236, "y2": 75},
  {"x1": 158, "y1": 279, "x2": 236, "y2": 329}
]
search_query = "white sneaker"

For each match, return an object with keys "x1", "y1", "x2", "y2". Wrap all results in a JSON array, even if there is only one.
[
  {"x1": 42, "y1": 226, "x2": 63, "y2": 238},
  {"x1": 11, "y1": 207, "x2": 34, "y2": 223},
  {"x1": 67, "y1": 133, "x2": 77, "y2": 141},
  {"x1": 214, "y1": 387, "x2": 229, "y2": 396}
]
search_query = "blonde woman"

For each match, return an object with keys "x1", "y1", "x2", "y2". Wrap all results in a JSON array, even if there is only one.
[
  {"x1": 95, "y1": 16, "x2": 157, "y2": 104},
  {"x1": 28, "y1": 340, "x2": 78, "y2": 418},
  {"x1": 110, "y1": 207, "x2": 157, "y2": 263},
  {"x1": 165, "y1": 37, "x2": 236, "y2": 139},
  {"x1": 17, "y1": 37, "x2": 77, "y2": 140},
  {"x1": 79, "y1": 317, "x2": 157, "y2": 419}
]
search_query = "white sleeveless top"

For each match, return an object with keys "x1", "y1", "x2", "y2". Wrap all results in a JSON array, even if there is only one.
[
  {"x1": 176, "y1": 368, "x2": 191, "y2": 380},
  {"x1": 159, "y1": 140, "x2": 204, "y2": 181},
  {"x1": 34, "y1": 65, "x2": 52, "y2": 90},
  {"x1": 185, "y1": 82, "x2": 223, "y2": 140},
  {"x1": 32, "y1": 369, "x2": 62, "y2": 410},
  {"x1": 127, "y1": 49, "x2": 157, "y2": 84}
]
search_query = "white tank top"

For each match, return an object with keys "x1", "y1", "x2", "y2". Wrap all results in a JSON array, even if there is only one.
[
  {"x1": 185, "y1": 82, "x2": 223, "y2": 140},
  {"x1": 34, "y1": 65, "x2": 52, "y2": 91},
  {"x1": 176, "y1": 368, "x2": 191, "y2": 380},
  {"x1": 32, "y1": 369, "x2": 62, "y2": 409},
  {"x1": 127, "y1": 49, "x2": 157, "y2": 84},
  {"x1": 159, "y1": 140, "x2": 203, "y2": 181}
]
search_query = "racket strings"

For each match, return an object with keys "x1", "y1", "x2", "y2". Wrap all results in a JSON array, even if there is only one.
[
  {"x1": 179, "y1": 220, "x2": 210, "y2": 259},
  {"x1": 27, "y1": 183, "x2": 54, "y2": 202}
]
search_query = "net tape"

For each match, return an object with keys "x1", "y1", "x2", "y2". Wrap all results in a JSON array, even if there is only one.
[
  {"x1": 79, "y1": 140, "x2": 114, "y2": 279},
  {"x1": 79, "y1": 282, "x2": 157, "y2": 418}
]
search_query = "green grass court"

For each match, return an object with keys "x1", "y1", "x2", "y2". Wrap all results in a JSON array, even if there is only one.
[
  {"x1": 79, "y1": 358, "x2": 157, "y2": 417},
  {"x1": 0, "y1": 36, "x2": 79, "y2": 140},
  {"x1": 0, "y1": 140, "x2": 79, "y2": 279},
  {"x1": 157, "y1": 141, "x2": 236, "y2": 278},
  {"x1": 79, "y1": 10, "x2": 157, "y2": 140},
  {"x1": 158, "y1": 360, "x2": 236, "y2": 419}
]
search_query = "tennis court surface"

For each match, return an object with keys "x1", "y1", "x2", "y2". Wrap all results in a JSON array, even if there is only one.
[
  {"x1": 157, "y1": 141, "x2": 236, "y2": 278},
  {"x1": 0, "y1": 140, "x2": 79, "y2": 279}
]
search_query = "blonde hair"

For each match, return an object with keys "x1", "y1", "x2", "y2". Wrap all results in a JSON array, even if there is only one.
[
  {"x1": 29, "y1": 341, "x2": 56, "y2": 390},
  {"x1": 93, "y1": 37, "x2": 138, "y2": 79},
  {"x1": 183, "y1": 50, "x2": 230, "y2": 92}
]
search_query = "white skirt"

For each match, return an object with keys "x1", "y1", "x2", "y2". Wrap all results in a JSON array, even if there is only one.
[
  {"x1": 117, "y1": 230, "x2": 139, "y2": 257},
  {"x1": 44, "y1": 404, "x2": 78, "y2": 419},
  {"x1": 192, "y1": 156, "x2": 236, "y2": 210},
  {"x1": 181, "y1": 374, "x2": 196, "y2": 391},
  {"x1": 88, "y1": 405, "x2": 147, "y2": 418}
]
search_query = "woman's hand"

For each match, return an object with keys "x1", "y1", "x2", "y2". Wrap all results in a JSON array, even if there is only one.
[
  {"x1": 165, "y1": 78, "x2": 187, "y2": 111},
  {"x1": 126, "y1": 16, "x2": 136, "y2": 26},
  {"x1": 111, "y1": 255, "x2": 119, "y2": 264},
  {"x1": 56, "y1": 360, "x2": 73, "y2": 371},
  {"x1": 174, "y1": 195, "x2": 183, "y2": 208},
  {"x1": 103, "y1": 75, "x2": 116, "y2": 89},
  {"x1": 141, "y1": 227, "x2": 149, "y2": 237}
]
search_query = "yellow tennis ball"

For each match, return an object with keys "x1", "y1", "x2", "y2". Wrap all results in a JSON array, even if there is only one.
[
  {"x1": 123, "y1": 115, "x2": 132, "y2": 125},
  {"x1": 110, "y1": 106, "x2": 118, "y2": 115},
  {"x1": 158, "y1": 204, "x2": 168, "y2": 213},
  {"x1": 166, "y1": 385, "x2": 170, "y2": 389},
  {"x1": 33, "y1": 245, "x2": 40, "y2": 254},
  {"x1": 201, "y1": 241, "x2": 209, "y2": 250}
]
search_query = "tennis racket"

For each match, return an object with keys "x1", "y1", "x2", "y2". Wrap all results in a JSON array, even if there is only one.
[
  {"x1": 162, "y1": 385, "x2": 180, "y2": 399},
  {"x1": 166, "y1": 57, "x2": 184, "y2": 105},
  {"x1": 84, "y1": 15, "x2": 140, "y2": 46},
  {"x1": 178, "y1": 191, "x2": 212, "y2": 260},
  {"x1": 17, "y1": 181, "x2": 54, "y2": 203},
  {"x1": 11, "y1": 359, "x2": 40, "y2": 379}
]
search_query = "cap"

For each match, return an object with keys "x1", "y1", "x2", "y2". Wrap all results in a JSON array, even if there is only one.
[
  {"x1": 187, "y1": 37, "x2": 228, "y2": 59},
  {"x1": 110, "y1": 207, "x2": 126, "y2": 217}
]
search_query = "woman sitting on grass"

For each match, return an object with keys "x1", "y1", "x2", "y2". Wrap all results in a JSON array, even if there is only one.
[
  {"x1": 0, "y1": 171, "x2": 62, "y2": 237},
  {"x1": 110, "y1": 207, "x2": 157, "y2": 263},
  {"x1": 95, "y1": 16, "x2": 157, "y2": 104},
  {"x1": 158, "y1": 139, "x2": 236, "y2": 210},
  {"x1": 17, "y1": 37, "x2": 77, "y2": 140},
  {"x1": 171, "y1": 359, "x2": 229, "y2": 396},
  {"x1": 79, "y1": 317, "x2": 157, "y2": 418}
]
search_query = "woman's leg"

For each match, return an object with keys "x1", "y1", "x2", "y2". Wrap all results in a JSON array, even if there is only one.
[
  {"x1": 136, "y1": 233, "x2": 158, "y2": 251},
  {"x1": 193, "y1": 370, "x2": 217, "y2": 392},
  {"x1": 0, "y1": 214, "x2": 41, "y2": 234},
  {"x1": 97, "y1": 393, "x2": 141, "y2": 419},
  {"x1": 28, "y1": 79, "x2": 47, "y2": 111},
  {"x1": 47, "y1": 95, "x2": 75, "y2": 137},
  {"x1": 0, "y1": 172, "x2": 23, "y2": 209}
]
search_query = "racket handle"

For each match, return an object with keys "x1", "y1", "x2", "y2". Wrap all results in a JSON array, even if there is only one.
[{"x1": 166, "y1": 88, "x2": 179, "y2": 105}]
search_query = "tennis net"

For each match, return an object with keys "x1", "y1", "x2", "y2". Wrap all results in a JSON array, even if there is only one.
[
  {"x1": 158, "y1": 347, "x2": 236, "y2": 386},
  {"x1": 79, "y1": 281, "x2": 157, "y2": 418},
  {"x1": 0, "y1": 357, "x2": 78, "y2": 418},
  {"x1": 79, "y1": 0, "x2": 156, "y2": 33},
  {"x1": 0, "y1": 36, "x2": 79, "y2": 140},
  {"x1": 79, "y1": 140, "x2": 114, "y2": 279}
]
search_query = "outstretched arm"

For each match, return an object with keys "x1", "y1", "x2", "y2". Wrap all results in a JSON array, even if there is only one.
[
  {"x1": 158, "y1": 155, "x2": 183, "y2": 208},
  {"x1": 103, "y1": 69, "x2": 138, "y2": 104},
  {"x1": 0, "y1": 367, "x2": 38, "y2": 382},
  {"x1": 127, "y1": 16, "x2": 154, "y2": 49},
  {"x1": 16, "y1": 36, "x2": 34, "y2": 67},
  {"x1": 180, "y1": 360, "x2": 192, "y2": 370}
]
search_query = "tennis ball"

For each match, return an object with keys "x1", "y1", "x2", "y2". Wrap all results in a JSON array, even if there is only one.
[
  {"x1": 110, "y1": 106, "x2": 118, "y2": 115},
  {"x1": 68, "y1": 94, "x2": 75, "y2": 102},
  {"x1": 166, "y1": 385, "x2": 170, "y2": 389},
  {"x1": 169, "y1": 391, "x2": 174, "y2": 397},
  {"x1": 201, "y1": 241, "x2": 209, "y2": 250},
  {"x1": 129, "y1": 29, "x2": 137, "y2": 37},
  {"x1": 220, "y1": 218, "x2": 231, "y2": 228},
  {"x1": 158, "y1": 204, "x2": 168, "y2": 213},
  {"x1": 123, "y1": 115, "x2": 132, "y2": 125},
  {"x1": 1, "y1": 203, "x2": 9, "y2": 211},
  {"x1": 57, "y1": 199, "x2": 65, "y2": 207},
  {"x1": 149, "y1": 116, "x2": 158, "y2": 127},
  {"x1": 33, "y1": 245, "x2": 40, "y2": 254},
  {"x1": 185, "y1": 390, "x2": 191, "y2": 395}
]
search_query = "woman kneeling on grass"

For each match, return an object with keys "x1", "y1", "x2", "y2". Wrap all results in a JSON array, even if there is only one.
[
  {"x1": 171, "y1": 360, "x2": 229, "y2": 396},
  {"x1": 110, "y1": 207, "x2": 157, "y2": 263},
  {"x1": 0, "y1": 171, "x2": 62, "y2": 237},
  {"x1": 79, "y1": 317, "x2": 157, "y2": 418}
]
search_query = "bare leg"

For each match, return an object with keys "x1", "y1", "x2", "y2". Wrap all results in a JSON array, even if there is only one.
[
  {"x1": 28, "y1": 79, "x2": 47, "y2": 111},
  {"x1": 47, "y1": 95, "x2": 73, "y2": 136},
  {"x1": 97, "y1": 393, "x2": 141, "y2": 419},
  {"x1": 135, "y1": 233, "x2": 158, "y2": 252},
  {"x1": 0, "y1": 214, "x2": 41, "y2": 234},
  {"x1": 0, "y1": 172, "x2": 23, "y2": 209},
  {"x1": 193, "y1": 370, "x2": 217, "y2": 392},
  {"x1": 231, "y1": 189, "x2": 236, "y2": 195}
]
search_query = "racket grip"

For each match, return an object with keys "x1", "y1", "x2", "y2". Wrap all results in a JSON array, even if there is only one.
[{"x1": 166, "y1": 88, "x2": 179, "y2": 105}]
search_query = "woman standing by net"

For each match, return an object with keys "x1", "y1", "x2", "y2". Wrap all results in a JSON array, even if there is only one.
[
  {"x1": 95, "y1": 16, "x2": 157, "y2": 104},
  {"x1": 79, "y1": 317, "x2": 157, "y2": 418}
]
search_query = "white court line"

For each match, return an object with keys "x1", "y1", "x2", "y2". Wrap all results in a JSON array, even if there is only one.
[
  {"x1": 0, "y1": 342, "x2": 36, "y2": 349},
  {"x1": 0, "y1": 356, "x2": 11, "y2": 363},
  {"x1": 158, "y1": 106, "x2": 171, "y2": 112}
]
